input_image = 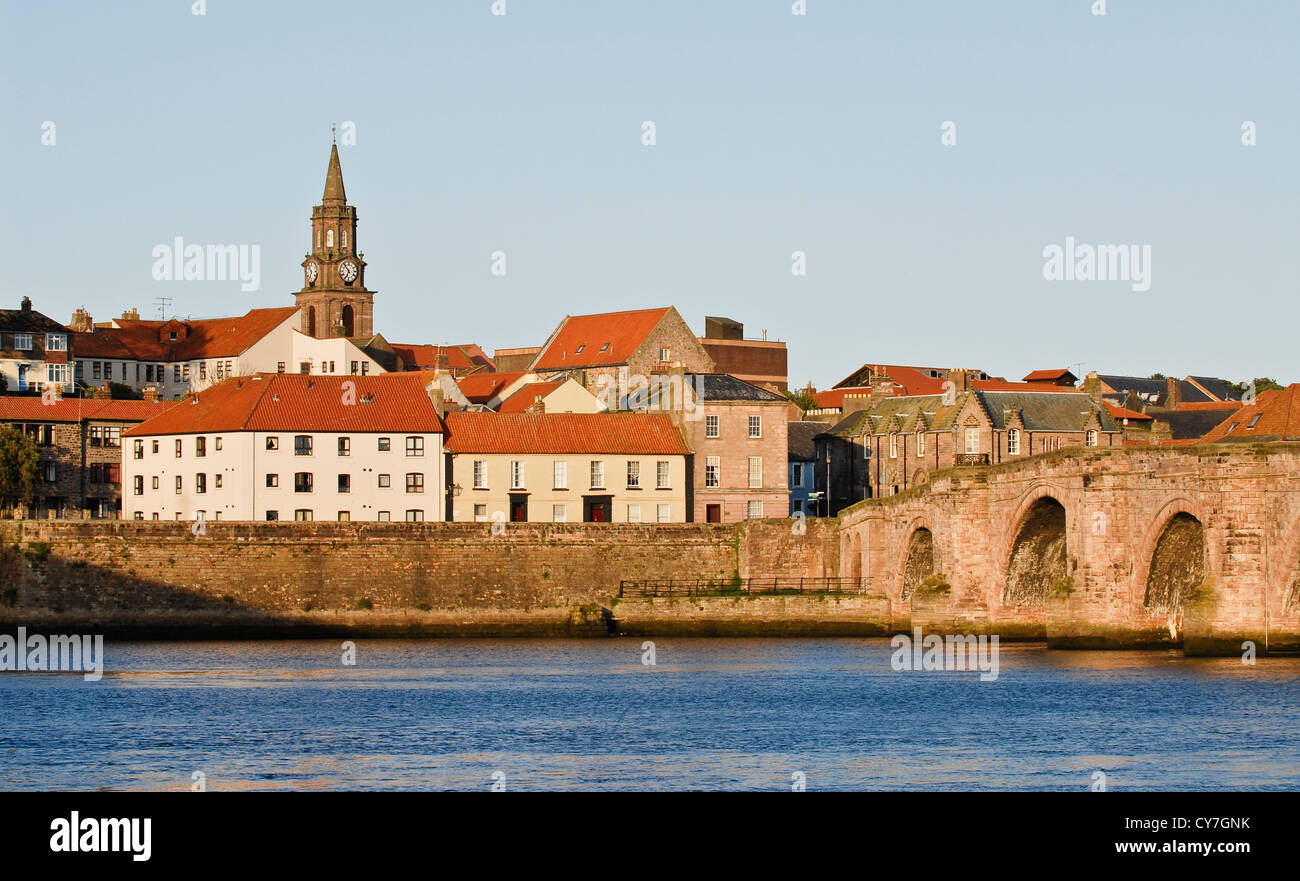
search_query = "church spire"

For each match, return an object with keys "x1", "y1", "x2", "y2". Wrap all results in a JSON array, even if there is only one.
[{"x1": 322, "y1": 142, "x2": 346, "y2": 205}]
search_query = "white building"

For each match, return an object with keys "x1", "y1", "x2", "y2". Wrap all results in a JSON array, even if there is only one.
[{"x1": 122, "y1": 372, "x2": 445, "y2": 522}]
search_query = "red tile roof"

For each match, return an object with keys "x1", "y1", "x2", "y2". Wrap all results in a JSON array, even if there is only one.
[
  {"x1": 444, "y1": 411, "x2": 689, "y2": 455},
  {"x1": 74, "y1": 307, "x2": 298, "y2": 361},
  {"x1": 1200, "y1": 385, "x2": 1300, "y2": 443},
  {"x1": 497, "y1": 381, "x2": 564, "y2": 414},
  {"x1": 389, "y1": 343, "x2": 477, "y2": 371},
  {"x1": 0, "y1": 397, "x2": 172, "y2": 423},
  {"x1": 1104, "y1": 402, "x2": 1153, "y2": 422},
  {"x1": 123, "y1": 373, "x2": 444, "y2": 436},
  {"x1": 455, "y1": 372, "x2": 528, "y2": 404},
  {"x1": 1023, "y1": 368, "x2": 1076, "y2": 382},
  {"x1": 532, "y1": 307, "x2": 671, "y2": 371}
]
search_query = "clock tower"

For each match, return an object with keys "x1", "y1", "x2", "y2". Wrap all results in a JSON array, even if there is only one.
[{"x1": 295, "y1": 139, "x2": 375, "y2": 339}]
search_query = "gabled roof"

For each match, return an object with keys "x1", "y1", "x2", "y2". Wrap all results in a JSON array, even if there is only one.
[
  {"x1": 820, "y1": 390, "x2": 1116, "y2": 437},
  {"x1": 1105, "y1": 402, "x2": 1153, "y2": 422},
  {"x1": 0, "y1": 306, "x2": 68, "y2": 335},
  {"x1": 124, "y1": 373, "x2": 444, "y2": 436},
  {"x1": 1023, "y1": 368, "x2": 1078, "y2": 382},
  {"x1": 388, "y1": 343, "x2": 479, "y2": 372},
  {"x1": 75, "y1": 307, "x2": 298, "y2": 362},
  {"x1": 455, "y1": 371, "x2": 529, "y2": 404},
  {"x1": 689, "y1": 373, "x2": 787, "y2": 403},
  {"x1": 444, "y1": 411, "x2": 689, "y2": 455},
  {"x1": 0, "y1": 397, "x2": 172, "y2": 423},
  {"x1": 531, "y1": 307, "x2": 672, "y2": 371},
  {"x1": 1200, "y1": 385, "x2": 1300, "y2": 443},
  {"x1": 497, "y1": 381, "x2": 564, "y2": 413}
]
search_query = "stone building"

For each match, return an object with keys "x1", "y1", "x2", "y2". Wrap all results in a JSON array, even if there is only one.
[
  {"x1": 0, "y1": 396, "x2": 170, "y2": 518},
  {"x1": 815, "y1": 382, "x2": 1119, "y2": 513},
  {"x1": 529, "y1": 307, "x2": 714, "y2": 404},
  {"x1": 443, "y1": 411, "x2": 690, "y2": 524},
  {"x1": 698, "y1": 316, "x2": 788, "y2": 391}
]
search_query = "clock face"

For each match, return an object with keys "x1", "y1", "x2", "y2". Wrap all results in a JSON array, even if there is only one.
[
  {"x1": 305, "y1": 261, "x2": 318, "y2": 284},
  {"x1": 338, "y1": 260, "x2": 359, "y2": 284}
]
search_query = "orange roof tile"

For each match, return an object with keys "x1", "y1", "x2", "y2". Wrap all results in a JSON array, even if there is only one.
[
  {"x1": 124, "y1": 373, "x2": 444, "y2": 436},
  {"x1": 1022, "y1": 368, "x2": 1076, "y2": 382},
  {"x1": 497, "y1": 381, "x2": 564, "y2": 414},
  {"x1": 455, "y1": 372, "x2": 528, "y2": 404},
  {"x1": 0, "y1": 397, "x2": 172, "y2": 423},
  {"x1": 444, "y1": 411, "x2": 689, "y2": 455},
  {"x1": 75, "y1": 307, "x2": 298, "y2": 361},
  {"x1": 1104, "y1": 402, "x2": 1153, "y2": 422},
  {"x1": 389, "y1": 343, "x2": 477, "y2": 371},
  {"x1": 532, "y1": 308, "x2": 671, "y2": 371},
  {"x1": 1200, "y1": 384, "x2": 1300, "y2": 443}
]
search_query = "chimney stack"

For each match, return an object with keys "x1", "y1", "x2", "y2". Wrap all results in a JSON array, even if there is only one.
[
  {"x1": 143, "y1": 387, "x2": 160, "y2": 403},
  {"x1": 20, "y1": 296, "x2": 31, "y2": 312},
  {"x1": 1165, "y1": 376, "x2": 1181, "y2": 408},
  {"x1": 121, "y1": 307, "x2": 140, "y2": 321},
  {"x1": 69, "y1": 308, "x2": 94, "y2": 333}
]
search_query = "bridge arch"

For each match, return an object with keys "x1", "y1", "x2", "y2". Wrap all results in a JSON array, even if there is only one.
[
  {"x1": 1274, "y1": 518, "x2": 1300, "y2": 614},
  {"x1": 896, "y1": 518, "x2": 936, "y2": 603},
  {"x1": 1002, "y1": 489, "x2": 1068, "y2": 607},
  {"x1": 1132, "y1": 498, "x2": 1207, "y2": 614}
]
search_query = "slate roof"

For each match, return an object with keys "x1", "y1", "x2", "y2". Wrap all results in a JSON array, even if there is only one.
[
  {"x1": 690, "y1": 373, "x2": 787, "y2": 402},
  {"x1": 819, "y1": 391, "x2": 1116, "y2": 437},
  {"x1": 788, "y1": 421, "x2": 829, "y2": 460}
]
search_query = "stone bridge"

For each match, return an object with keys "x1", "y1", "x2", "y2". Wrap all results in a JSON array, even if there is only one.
[{"x1": 838, "y1": 443, "x2": 1300, "y2": 654}]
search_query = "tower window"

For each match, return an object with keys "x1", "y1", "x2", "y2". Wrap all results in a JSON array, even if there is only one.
[{"x1": 326, "y1": 229, "x2": 335, "y2": 248}]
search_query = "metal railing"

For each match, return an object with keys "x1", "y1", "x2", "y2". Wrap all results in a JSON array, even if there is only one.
[{"x1": 619, "y1": 576, "x2": 868, "y2": 598}]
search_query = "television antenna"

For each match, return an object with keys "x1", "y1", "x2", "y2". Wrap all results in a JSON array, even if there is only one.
[{"x1": 153, "y1": 296, "x2": 173, "y2": 320}]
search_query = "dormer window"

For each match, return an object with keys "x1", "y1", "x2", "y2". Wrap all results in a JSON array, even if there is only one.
[
  {"x1": 1086, "y1": 430, "x2": 1098, "y2": 446},
  {"x1": 1248, "y1": 414, "x2": 1262, "y2": 429},
  {"x1": 169, "y1": 331, "x2": 178, "y2": 341}
]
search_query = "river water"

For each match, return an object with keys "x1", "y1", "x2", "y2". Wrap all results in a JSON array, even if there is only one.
[{"x1": 1, "y1": 638, "x2": 1296, "y2": 791}]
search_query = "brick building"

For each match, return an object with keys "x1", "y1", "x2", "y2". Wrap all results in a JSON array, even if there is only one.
[
  {"x1": 698, "y1": 316, "x2": 788, "y2": 391},
  {"x1": 0, "y1": 396, "x2": 170, "y2": 518},
  {"x1": 530, "y1": 307, "x2": 714, "y2": 405}
]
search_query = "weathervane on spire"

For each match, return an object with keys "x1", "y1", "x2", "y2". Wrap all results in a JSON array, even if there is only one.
[{"x1": 331, "y1": 123, "x2": 336, "y2": 145}]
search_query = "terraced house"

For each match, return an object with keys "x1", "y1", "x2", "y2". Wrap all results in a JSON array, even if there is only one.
[
  {"x1": 0, "y1": 297, "x2": 72, "y2": 394},
  {"x1": 816, "y1": 378, "x2": 1119, "y2": 512},
  {"x1": 122, "y1": 372, "x2": 445, "y2": 523}
]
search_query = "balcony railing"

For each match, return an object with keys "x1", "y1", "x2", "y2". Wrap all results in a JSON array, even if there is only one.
[{"x1": 954, "y1": 453, "x2": 990, "y2": 466}]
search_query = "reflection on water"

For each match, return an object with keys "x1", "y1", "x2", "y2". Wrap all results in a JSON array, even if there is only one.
[{"x1": 1, "y1": 639, "x2": 1296, "y2": 791}]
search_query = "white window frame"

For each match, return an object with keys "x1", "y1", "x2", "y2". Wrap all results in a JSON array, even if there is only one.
[
  {"x1": 705, "y1": 456, "x2": 720, "y2": 488},
  {"x1": 748, "y1": 456, "x2": 763, "y2": 489},
  {"x1": 553, "y1": 460, "x2": 567, "y2": 489}
]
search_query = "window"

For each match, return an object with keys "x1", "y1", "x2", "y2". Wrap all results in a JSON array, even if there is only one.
[
  {"x1": 103, "y1": 427, "x2": 121, "y2": 448},
  {"x1": 294, "y1": 472, "x2": 313, "y2": 493},
  {"x1": 706, "y1": 415, "x2": 719, "y2": 438},
  {"x1": 792, "y1": 463, "x2": 805, "y2": 488},
  {"x1": 378, "y1": 474, "x2": 391, "y2": 488},
  {"x1": 917, "y1": 430, "x2": 926, "y2": 455},
  {"x1": 174, "y1": 365, "x2": 182, "y2": 382},
  {"x1": 964, "y1": 427, "x2": 979, "y2": 454},
  {"x1": 175, "y1": 475, "x2": 183, "y2": 494},
  {"x1": 1008, "y1": 428, "x2": 1021, "y2": 455},
  {"x1": 627, "y1": 504, "x2": 641, "y2": 523},
  {"x1": 889, "y1": 434, "x2": 898, "y2": 458},
  {"x1": 510, "y1": 461, "x2": 524, "y2": 489},
  {"x1": 294, "y1": 435, "x2": 312, "y2": 456},
  {"x1": 657, "y1": 504, "x2": 671, "y2": 523},
  {"x1": 195, "y1": 436, "x2": 206, "y2": 457},
  {"x1": 93, "y1": 362, "x2": 102, "y2": 380},
  {"x1": 266, "y1": 474, "x2": 279, "y2": 488},
  {"x1": 589, "y1": 461, "x2": 605, "y2": 489},
  {"x1": 351, "y1": 361, "x2": 359, "y2": 375},
  {"x1": 748, "y1": 416, "x2": 762, "y2": 438},
  {"x1": 338, "y1": 474, "x2": 351, "y2": 493},
  {"x1": 626, "y1": 461, "x2": 640, "y2": 488},
  {"x1": 152, "y1": 476, "x2": 159, "y2": 489},
  {"x1": 1086, "y1": 430, "x2": 1098, "y2": 447},
  {"x1": 406, "y1": 436, "x2": 424, "y2": 457},
  {"x1": 133, "y1": 440, "x2": 144, "y2": 460},
  {"x1": 406, "y1": 473, "x2": 425, "y2": 493},
  {"x1": 656, "y1": 461, "x2": 670, "y2": 489},
  {"x1": 46, "y1": 333, "x2": 67, "y2": 351},
  {"x1": 377, "y1": 511, "x2": 391, "y2": 522},
  {"x1": 294, "y1": 510, "x2": 313, "y2": 522},
  {"x1": 277, "y1": 362, "x2": 286, "y2": 374},
  {"x1": 14, "y1": 333, "x2": 31, "y2": 350},
  {"x1": 326, "y1": 229, "x2": 334, "y2": 248},
  {"x1": 338, "y1": 437, "x2": 351, "y2": 456},
  {"x1": 378, "y1": 437, "x2": 391, "y2": 452},
  {"x1": 748, "y1": 456, "x2": 763, "y2": 488},
  {"x1": 473, "y1": 504, "x2": 488, "y2": 522},
  {"x1": 747, "y1": 501, "x2": 764, "y2": 519},
  {"x1": 405, "y1": 510, "x2": 424, "y2": 522},
  {"x1": 473, "y1": 461, "x2": 486, "y2": 488},
  {"x1": 705, "y1": 456, "x2": 720, "y2": 488},
  {"x1": 337, "y1": 511, "x2": 350, "y2": 522},
  {"x1": 265, "y1": 511, "x2": 278, "y2": 521},
  {"x1": 43, "y1": 462, "x2": 56, "y2": 483},
  {"x1": 553, "y1": 460, "x2": 567, "y2": 489},
  {"x1": 552, "y1": 504, "x2": 566, "y2": 523},
  {"x1": 659, "y1": 347, "x2": 670, "y2": 362},
  {"x1": 132, "y1": 475, "x2": 143, "y2": 495},
  {"x1": 266, "y1": 436, "x2": 279, "y2": 451},
  {"x1": 214, "y1": 475, "x2": 222, "y2": 488},
  {"x1": 175, "y1": 439, "x2": 183, "y2": 458},
  {"x1": 199, "y1": 362, "x2": 207, "y2": 380},
  {"x1": 1248, "y1": 414, "x2": 1263, "y2": 429},
  {"x1": 195, "y1": 473, "x2": 206, "y2": 494},
  {"x1": 152, "y1": 440, "x2": 159, "y2": 454}
]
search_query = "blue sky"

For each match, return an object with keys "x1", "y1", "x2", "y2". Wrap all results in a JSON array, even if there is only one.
[{"x1": 3, "y1": 1, "x2": 1297, "y2": 389}]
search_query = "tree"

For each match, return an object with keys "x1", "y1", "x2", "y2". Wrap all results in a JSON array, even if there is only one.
[
  {"x1": 784, "y1": 387, "x2": 819, "y2": 412},
  {"x1": 108, "y1": 382, "x2": 142, "y2": 400},
  {"x1": 1236, "y1": 377, "x2": 1284, "y2": 396},
  {"x1": 0, "y1": 425, "x2": 40, "y2": 507}
]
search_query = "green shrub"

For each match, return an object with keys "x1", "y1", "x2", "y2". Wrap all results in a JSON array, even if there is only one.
[{"x1": 356, "y1": 598, "x2": 373, "y2": 611}]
